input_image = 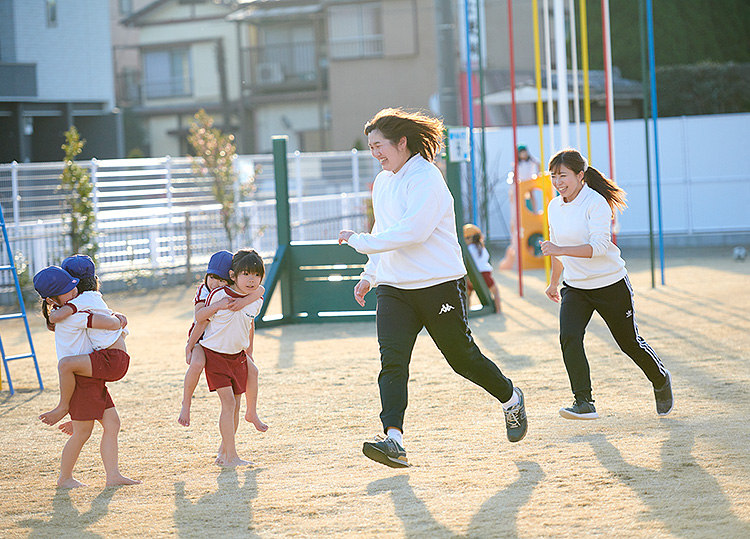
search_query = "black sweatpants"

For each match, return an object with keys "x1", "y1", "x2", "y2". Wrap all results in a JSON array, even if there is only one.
[
  {"x1": 559, "y1": 276, "x2": 668, "y2": 402},
  {"x1": 375, "y1": 278, "x2": 514, "y2": 433}
]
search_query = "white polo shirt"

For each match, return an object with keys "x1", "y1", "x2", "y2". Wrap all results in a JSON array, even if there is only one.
[
  {"x1": 200, "y1": 286, "x2": 264, "y2": 354},
  {"x1": 52, "y1": 307, "x2": 94, "y2": 359},
  {"x1": 68, "y1": 291, "x2": 127, "y2": 350}
]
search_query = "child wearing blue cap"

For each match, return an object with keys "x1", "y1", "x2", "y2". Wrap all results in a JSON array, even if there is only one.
[
  {"x1": 33, "y1": 265, "x2": 139, "y2": 488},
  {"x1": 179, "y1": 250, "x2": 267, "y2": 436}
]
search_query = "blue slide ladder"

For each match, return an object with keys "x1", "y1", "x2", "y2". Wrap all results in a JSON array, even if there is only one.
[{"x1": 0, "y1": 204, "x2": 43, "y2": 395}]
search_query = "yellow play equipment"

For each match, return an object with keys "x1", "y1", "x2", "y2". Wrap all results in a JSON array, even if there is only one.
[{"x1": 503, "y1": 173, "x2": 554, "y2": 271}]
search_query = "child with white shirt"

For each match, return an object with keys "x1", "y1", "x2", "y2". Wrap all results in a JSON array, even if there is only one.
[
  {"x1": 463, "y1": 223, "x2": 502, "y2": 313},
  {"x1": 38, "y1": 255, "x2": 130, "y2": 428},
  {"x1": 33, "y1": 265, "x2": 139, "y2": 488},
  {"x1": 540, "y1": 148, "x2": 673, "y2": 420},
  {"x1": 199, "y1": 249, "x2": 265, "y2": 467}
]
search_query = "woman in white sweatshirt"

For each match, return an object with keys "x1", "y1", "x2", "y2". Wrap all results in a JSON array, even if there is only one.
[
  {"x1": 540, "y1": 148, "x2": 673, "y2": 420},
  {"x1": 338, "y1": 108, "x2": 527, "y2": 468}
]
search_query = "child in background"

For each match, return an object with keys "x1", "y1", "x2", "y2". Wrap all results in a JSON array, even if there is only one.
[
  {"x1": 463, "y1": 224, "x2": 502, "y2": 313},
  {"x1": 178, "y1": 250, "x2": 267, "y2": 432},
  {"x1": 39, "y1": 256, "x2": 130, "y2": 427},
  {"x1": 33, "y1": 265, "x2": 139, "y2": 488},
  {"x1": 199, "y1": 249, "x2": 265, "y2": 467}
]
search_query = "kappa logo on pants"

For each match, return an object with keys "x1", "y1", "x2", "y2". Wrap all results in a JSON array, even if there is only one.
[{"x1": 438, "y1": 303, "x2": 455, "y2": 315}]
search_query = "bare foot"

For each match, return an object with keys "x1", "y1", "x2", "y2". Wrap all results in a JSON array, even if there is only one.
[
  {"x1": 177, "y1": 404, "x2": 190, "y2": 427},
  {"x1": 57, "y1": 477, "x2": 87, "y2": 489},
  {"x1": 245, "y1": 412, "x2": 268, "y2": 432},
  {"x1": 58, "y1": 421, "x2": 73, "y2": 436},
  {"x1": 40, "y1": 406, "x2": 68, "y2": 426},
  {"x1": 106, "y1": 475, "x2": 142, "y2": 487},
  {"x1": 216, "y1": 456, "x2": 253, "y2": 467}
]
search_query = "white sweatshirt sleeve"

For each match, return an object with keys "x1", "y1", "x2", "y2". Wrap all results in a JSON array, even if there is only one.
[{"x1": 347, "y1": 182, "x2": 444, "y2": 255}]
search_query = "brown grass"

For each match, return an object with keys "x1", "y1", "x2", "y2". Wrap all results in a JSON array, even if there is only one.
[{"x1": 1, "y1": 248, "x2": 749, "y2": 538}]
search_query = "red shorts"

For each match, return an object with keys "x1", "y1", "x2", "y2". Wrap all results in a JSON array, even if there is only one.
[
  {"x1": 203, "y1": 348, "x2": 248, "y2": 394},
  {"x1": 90, "y1": 348, "x2": 129, "y2": 382},
  {"x1": 467, "y1": 271, "x2": 496, "y2": 293},
  {"x1": 68, "y1": 375, "x2": 114, "y2": 421}
]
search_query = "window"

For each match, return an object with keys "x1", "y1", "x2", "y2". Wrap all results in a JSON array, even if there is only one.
[
  {"x1": 119, "y1": 0, "x2": 133, "y2": 16},
  {"x1": 46, "y1": 0, "x2": 57, "y2": 27},
  {"x1": 328, "y1": 2, "x2": 383, "y2": 60},
  {"x1": 143, "y1": 48, "x2": 192, "y2": 99}
]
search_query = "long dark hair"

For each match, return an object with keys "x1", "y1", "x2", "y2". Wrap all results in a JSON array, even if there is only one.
[
  {"x1": 548, "y1": 148, "x2": 627, "y2": 214},
  {"x1": 364, "y1": 108, "x2": 444, "y2": 162}
]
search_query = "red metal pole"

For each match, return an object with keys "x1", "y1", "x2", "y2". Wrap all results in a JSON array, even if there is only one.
[{"x1": 508, "y1": 0, "x2": 523, "y2": 297}]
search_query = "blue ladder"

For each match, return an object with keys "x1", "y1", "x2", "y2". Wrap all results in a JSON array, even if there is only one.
[{"x1": 0, "y1": 203, "x2": 43, "y2": 395}]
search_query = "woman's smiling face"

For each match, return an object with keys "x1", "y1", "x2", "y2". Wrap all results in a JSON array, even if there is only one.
[
  {"x1": 368, "y1": 129, "x2": 410, "y2": 173},
  {"x1": 551, "y1": 163, "x2": 584, "y2": 202}
]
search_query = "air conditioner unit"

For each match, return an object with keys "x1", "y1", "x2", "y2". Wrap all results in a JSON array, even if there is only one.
[{"x1": 257, "y1": 63, "x2": 284, "y2": 84}]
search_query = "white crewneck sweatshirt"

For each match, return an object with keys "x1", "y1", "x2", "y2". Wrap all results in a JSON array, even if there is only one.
[
  {"x1": 347, "y1": 154, "x2": 466, "y2": 289},
  {"x1": 548, "y1": 183, "x2": 627, "y2": 289}
]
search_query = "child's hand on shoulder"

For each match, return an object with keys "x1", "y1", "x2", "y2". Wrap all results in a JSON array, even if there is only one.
[{"x1": 114, "y1": 312, "x2": 128, "y2": 328}]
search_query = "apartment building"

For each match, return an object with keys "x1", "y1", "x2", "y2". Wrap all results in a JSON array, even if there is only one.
[{"x1": 0, "y1": 0, "x2": 119, "y2": 163}]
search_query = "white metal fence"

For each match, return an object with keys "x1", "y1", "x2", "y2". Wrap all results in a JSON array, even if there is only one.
[{"x1": 0, "y1": 150, "x2": 379, "y2": 299}]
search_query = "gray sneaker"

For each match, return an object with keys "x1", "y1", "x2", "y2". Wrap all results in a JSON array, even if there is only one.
[
  {"x1": 362, "y1": 435, "x2": 411, "y2": 468},
  {"x1": 503, "y1": 387, "x2": 528, "y2": 442},
  {"x1": 654, "y1": 370, "x2": 673, "y2": 416},
  {"x1": 559, "y1": 399, "x2": 599, "y2": 420}
]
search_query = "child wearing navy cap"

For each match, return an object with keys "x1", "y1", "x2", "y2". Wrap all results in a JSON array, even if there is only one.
[
  {"x1": 33, "y1": 265, "x2": 139, "y2": 488},
  {"x1": 179, "y1": 250, "x2": 268, "y2": 438}
]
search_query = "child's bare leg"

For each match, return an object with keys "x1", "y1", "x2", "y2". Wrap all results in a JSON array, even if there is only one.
[
  {"x1": 178, "y1": 345, "x2": 206, "y2": 427},
  {"x1": 58, "y1": 420, "x2": 94, "y2": 488},
  {"x1": 40, "y1": 354, "x2": 93, "y2": 426},
  {"x1": 215, "y1": 387, "x2": 250, "y2": 467},
  {"x1": 490, "y1": 283, "x2": 502, "y2": 313},
  {"x1": 58, "y1": 421, "x2": 73, "y2": 436},
  {"x1": 99, "y1": 408, "x2": 141, "y2": 486},
  {"x1": 244, "y1": 360, "x2": 267, "y2": 431}
]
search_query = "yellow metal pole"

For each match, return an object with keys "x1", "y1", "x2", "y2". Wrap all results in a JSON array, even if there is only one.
[
  {"x1": 533, "y1": 0, "x2": 551, "y2": 283},
  {"x1": 579, "y1": 0, "x2": 593, "y2": 160}
]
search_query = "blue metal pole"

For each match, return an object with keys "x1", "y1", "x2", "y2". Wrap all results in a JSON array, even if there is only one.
[
  {"x1": 463, "y1": 0, "x2": 478, "y2": 224},
  {"x1": 646, "y1": 0, "x2": 665, "y2": 285}
]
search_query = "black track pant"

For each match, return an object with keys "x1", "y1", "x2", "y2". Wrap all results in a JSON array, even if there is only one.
[
  {"x1": 375, "y1": 279, "x2": 514, "y2": 433},
  {"x1": 559, "y1": 276, "x2": 668, "y2": 402}
]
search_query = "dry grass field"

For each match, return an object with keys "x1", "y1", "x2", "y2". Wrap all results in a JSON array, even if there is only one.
[{"x1": 1, "y1": 247, "x2": 748, "y2": 538}]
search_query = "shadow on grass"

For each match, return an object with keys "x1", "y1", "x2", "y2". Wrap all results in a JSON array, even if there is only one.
[
  {"x1": 174, "y1": 467, "x2": 260, "y2": 538},
  {"x1": 366, "y1": 460, "x2": 543, "y2": 538},
  {"x1": 574, "y1": 421, "x2": 750, "y2": 538},
  {"x1": 17, "y1": 486, "x2": 116, "y2": 539}
]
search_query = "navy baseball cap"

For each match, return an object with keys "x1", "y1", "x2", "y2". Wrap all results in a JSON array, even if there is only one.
[
  {"x1": 206, "y1": 250, "x2": 233, "y2": 280},
  {"x1": 33, "y1": 266, "x2": 79, "y2": 299},
  {"x1": 62, "y1": 254, "x2": 96, "y2": 279}
]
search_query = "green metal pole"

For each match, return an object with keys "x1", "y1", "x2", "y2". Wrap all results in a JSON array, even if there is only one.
[{"x1": 272, "y1": 136, "x2": 293, "y2": 317}]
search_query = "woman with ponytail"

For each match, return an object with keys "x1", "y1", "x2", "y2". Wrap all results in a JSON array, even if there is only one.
[{"x1": 540, "y1": 148, "x2": 673, "y2": 420}]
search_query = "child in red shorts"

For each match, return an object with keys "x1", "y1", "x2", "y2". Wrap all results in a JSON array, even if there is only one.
[
  {"x1": 38, "y1": 255, "x2": 130, "y2": 427},
  {"x1": 33, "y1": 264, "x2": 139, "y2": 488},
  {"x1": 199, "y1": 249, "x2": 265, "y2": 467},
  {"x1": 463, "y1": 223, "x2": 503, "y2": 313},
  {"x1": 179, "y1": 250, "x2": 266, "y2": 431}
]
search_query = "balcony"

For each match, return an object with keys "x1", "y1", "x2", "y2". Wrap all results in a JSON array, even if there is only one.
[
  {"x1": 242, "y1": 41, "x2": 327, "y2": 94},
  {"x1": 0, "y1": 63, "x2": 37, "y2": 98}
]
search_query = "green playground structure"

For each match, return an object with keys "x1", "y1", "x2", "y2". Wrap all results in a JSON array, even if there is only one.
[{"x1": 255, "y1": 135, "x2": 495, "y2": 328}]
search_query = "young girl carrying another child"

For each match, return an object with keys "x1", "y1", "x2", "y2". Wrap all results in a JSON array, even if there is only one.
[
  {"x1": 198, "y1": 249, "x2": 265, "y2": 467},
  {"x1": 33, "y1": 263, "x2": 139, "y2": 488},
  {"x1": 178, "y1": 250, "x2": 267, "y2": 433}
]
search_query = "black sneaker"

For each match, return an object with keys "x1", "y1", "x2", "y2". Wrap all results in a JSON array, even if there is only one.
[
  {"x1": 559, "y1": 399, "x2": 599, "y2": 420},
  {"x1": 654, "y1": 370, "x2": 673, "y2": 416},
  {"x1": 503, "y1": 387, "x2": 528, "y2": 442},
  {"x1": 362, "y1": 435, "x2": 411, "y2": 468}
]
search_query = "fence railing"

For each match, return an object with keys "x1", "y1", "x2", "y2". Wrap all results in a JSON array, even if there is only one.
[{"x1": 0, "y1": 150, "x2": 378, "y2": 300}]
